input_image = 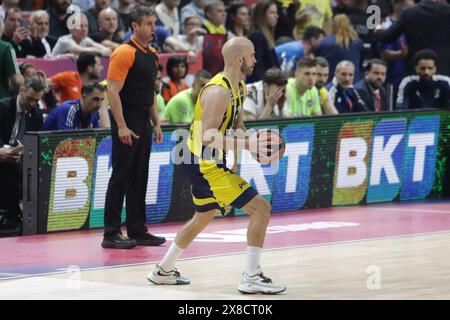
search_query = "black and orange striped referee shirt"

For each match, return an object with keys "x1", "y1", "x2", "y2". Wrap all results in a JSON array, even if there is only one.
[{"x1": 107, "y1": 35, "x2": 159, "y2": 110}]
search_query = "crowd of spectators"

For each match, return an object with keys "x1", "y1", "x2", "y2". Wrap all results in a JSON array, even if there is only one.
[
  {"x1": 1, "y1": 0, "x2": 450, "y2": 234},
  {"x1": 0, "y1": 0, "x2": 449, "y2": 122}
]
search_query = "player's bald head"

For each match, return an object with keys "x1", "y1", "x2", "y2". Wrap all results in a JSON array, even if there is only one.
[{"x1": 222, "y1": 37, "x2": 254, "y2": 65}]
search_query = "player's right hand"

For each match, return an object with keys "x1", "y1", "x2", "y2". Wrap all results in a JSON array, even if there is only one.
[{"x1": 118, "y1": 127, "x2": 139, "y2": 146}]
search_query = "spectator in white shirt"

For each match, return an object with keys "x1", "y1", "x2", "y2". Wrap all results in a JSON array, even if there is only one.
[
  {"x1": 52, "y1": 13, "x2": 112, "y2": 57},
  {"x1": 166, "y1": 15, "x2": 205, "y2": 62},
  {"x1": 243, "y1": 67, "x2": 288, "y2": 120},
  {"x1": 174, "y1": 15, "x2": 205, "y2": 51},
  {"x1": 155, "y1": 0, "x2": 181, "y2": 36}
]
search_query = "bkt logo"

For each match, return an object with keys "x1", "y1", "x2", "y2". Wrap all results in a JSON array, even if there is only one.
[
  {"x1": 333, "y1": 116, "x2": 440, "y2": 205},
  {"x1": 45, "y1": 115, "x2": 441, "y2": 231},
  {"x1": 232, "y1": 124, "x2": 314, "y2": 213},
  {"x1": 47, "y1": 133, "x2": 175, "y2": 231},
  {"x1": 232, "y1": 116, "x2": 440, "y2": 212}
]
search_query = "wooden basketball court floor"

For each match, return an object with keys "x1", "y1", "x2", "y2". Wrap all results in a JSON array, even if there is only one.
[{"x1": 1, "y1": 201, "x2": 450, "y2": 300}]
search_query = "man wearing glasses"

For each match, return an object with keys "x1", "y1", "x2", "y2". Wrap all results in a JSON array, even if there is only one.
[{"x1": 0, "y1": 77, "x2": 44, "y2": 235}]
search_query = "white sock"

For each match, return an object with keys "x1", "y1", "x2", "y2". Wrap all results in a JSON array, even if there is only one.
[
  {"x1": 159, "y1": 242, "x2": 184, "y2": 272},
  {"x1": 244, "y1": 246, "x2": 262, "y2": 276}
]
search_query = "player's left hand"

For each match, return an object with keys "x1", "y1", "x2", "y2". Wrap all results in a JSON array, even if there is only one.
[{"x1": 154, "y1": 124, "x2": 163, "y2": 144}]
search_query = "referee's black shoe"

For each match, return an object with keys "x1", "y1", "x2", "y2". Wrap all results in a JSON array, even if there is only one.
[
  {"x1": 130, "y1": 232, "x2": 166, "y2": 246},
  {"x1": 102, "y1": 234, "x2": 137, "y2": 249}
]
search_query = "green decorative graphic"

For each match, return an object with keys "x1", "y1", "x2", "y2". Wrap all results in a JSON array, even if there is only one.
[{"x1": 47, "y1": 138, "x2": 97, "y2": 232}]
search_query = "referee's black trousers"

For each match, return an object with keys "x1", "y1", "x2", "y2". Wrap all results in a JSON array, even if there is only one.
[{"x1": 104, "y1": 109, "x2": 152, "y2": 238}]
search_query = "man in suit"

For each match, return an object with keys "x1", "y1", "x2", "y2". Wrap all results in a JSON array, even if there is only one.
[
  {"x1": 0, "y1": 78, "x2": 45, "y2": 234},
  {"x1": 354, "y1": 59, "x2": 389, "y2": 113}
]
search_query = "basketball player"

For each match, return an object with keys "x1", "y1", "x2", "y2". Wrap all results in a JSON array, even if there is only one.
[{"x1": 147, "y1": 37, "x2": 286, "y2": 294}]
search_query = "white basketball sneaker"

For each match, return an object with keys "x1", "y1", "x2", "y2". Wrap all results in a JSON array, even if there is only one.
[
  {"x1": 147, "y1": 264, "x2": 191, "y2": 285},
  {"x1": 238, "y1": 270, "x2": 286, "y2": 294}
]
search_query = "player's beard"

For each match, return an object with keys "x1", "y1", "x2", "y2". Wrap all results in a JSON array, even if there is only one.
[{"x1": 240, "y1": 58, "x2": 254, "y2": 77}]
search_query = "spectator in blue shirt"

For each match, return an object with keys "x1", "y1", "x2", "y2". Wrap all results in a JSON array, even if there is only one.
[
  {"x1": 315, "y1": 14, "x2": 363, "y2": 84},
  {"x1": 43, "y1": 82, "x2": 105, "y2": 130},
  {"x1": 396, "y1": 49, "x2": 450, "y2": 110},
  {"x1": 275, "y1": 26, "x2": 325, "y2": 75},
  {"x1": 326, "y1": 60, "x2": 367, "y2": 113}
]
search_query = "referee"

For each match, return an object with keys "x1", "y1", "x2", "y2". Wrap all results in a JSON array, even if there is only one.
[{"x1": 102, "y1": 5, "x2": 166, "y2": 249}]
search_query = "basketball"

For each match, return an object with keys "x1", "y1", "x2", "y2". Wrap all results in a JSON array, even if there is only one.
[{"x1": 250, "y1": 129, "x2": 286, "y2": 164}]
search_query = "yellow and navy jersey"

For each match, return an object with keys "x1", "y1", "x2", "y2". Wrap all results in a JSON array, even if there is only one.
[{"x1": 187, "y1": 73, "x2": 246, "y2": 160}]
